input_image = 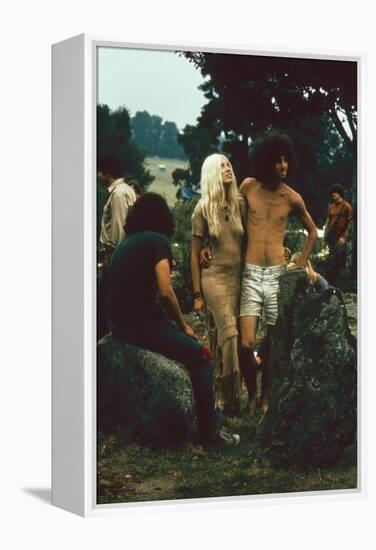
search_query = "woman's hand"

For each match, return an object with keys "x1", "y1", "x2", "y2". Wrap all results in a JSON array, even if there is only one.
[{"x1": 193, "y1": 296, "x2": 205, "y2": 312}]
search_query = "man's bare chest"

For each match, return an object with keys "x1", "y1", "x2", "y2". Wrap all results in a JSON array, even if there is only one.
[{"x1": 246, "y1": 192, "x2": 291, "y2": 225}]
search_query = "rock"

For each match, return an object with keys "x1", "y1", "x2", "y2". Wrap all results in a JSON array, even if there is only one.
[
  {"x1": 97, "y1": 335, "x2": 195, "y2": 448},
  {"x1": 257, "y1": 270, "x2": 357, "y2": 468}
]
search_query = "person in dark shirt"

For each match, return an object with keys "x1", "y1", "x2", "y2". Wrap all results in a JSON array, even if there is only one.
[{"x1": 107, "y1": 192, "x2": 239, "y2": 446}]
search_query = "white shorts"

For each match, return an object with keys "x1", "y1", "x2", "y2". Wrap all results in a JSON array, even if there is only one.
[{"x1": 239, "y1": 263, "x2": 286, "y2": 325}]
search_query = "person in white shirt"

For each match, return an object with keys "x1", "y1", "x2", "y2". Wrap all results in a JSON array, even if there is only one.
[{"x1": 100, "y1": 174, "x2": 137, "y2": 251}]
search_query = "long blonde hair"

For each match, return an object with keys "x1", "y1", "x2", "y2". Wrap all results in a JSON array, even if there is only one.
[{"x1": 197, "y1": 153, "x2": 239, "y2": 238}]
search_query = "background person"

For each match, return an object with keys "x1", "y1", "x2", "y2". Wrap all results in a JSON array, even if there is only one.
[
  {"x1": 289, "y1": 252, "x2": 329, "y2": 293},
  {"x1": 324, "y1": 183, "x2": 352, "y2": 287},
  {"x1": 99, "y1": 173, "x2": 137, "y2": 256}
]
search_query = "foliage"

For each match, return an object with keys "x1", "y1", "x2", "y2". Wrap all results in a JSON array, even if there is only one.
[
  {"x1": 172, "y1": 198, "x2": 199, "y2": 312},
  {"x1": 283, "y1": 218, "x2": 307, "y2": 256},
  {"x1": 171, "y1": 167, "x2": 193, "y2": 188},
  {"x1": 132, "y1": 110, "x2": 186, "y2": 159},
  {"x1": 182, "y1": 52, "x2": 357, "y2": 157},
  {"x1": 177, "y1": 125, "x2": 218, "y2": 183},
  {"x1": 97, "y1": 104, "x2": 154, "y2": 190}
]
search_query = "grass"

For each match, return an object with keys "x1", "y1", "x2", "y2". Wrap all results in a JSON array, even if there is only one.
[
  {"x1": 97, "y1": 409, "x2": 357, "y2": 504},
  {"x1": 145, "y1": 156, "x2": 188, "y2": 207}
]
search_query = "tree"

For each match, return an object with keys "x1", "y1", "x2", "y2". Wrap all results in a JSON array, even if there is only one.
[
  {"x1": 159, "y1": 121, "x2": 186, "y2": 159},
  {"x1": 177, "y1": 125, "x2": 218, "y2": 183},
  {"x1": 97, "y1": 105, "x2": 153, "y2": 190},
  {"x1": 132, "y1": 110, "x2": 157, "y2": 155},
  {"x1": 132, "y1": 111, "x2": 186, "y2": 159},
  {"x1": 182, "y1": 53, "x2": 357, "y2": 161}
]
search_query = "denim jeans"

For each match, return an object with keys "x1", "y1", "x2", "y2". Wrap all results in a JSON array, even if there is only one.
[{"x1": 115, "y1": 319, "x2": 218, "y2": 441}]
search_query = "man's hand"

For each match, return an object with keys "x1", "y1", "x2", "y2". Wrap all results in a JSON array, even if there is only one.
[
  {"x1": 183, "y1": 324, "x2": 196, "y2": 339},
  {"x1": 338, "y1": 236, "x2": 346, "y2": 245},
  {"x1": 287, "y1": 262, "x2": 305, "y2": 272},
  {"x1": 200, "y1": 245, "x2": 213, "y2": 268}
]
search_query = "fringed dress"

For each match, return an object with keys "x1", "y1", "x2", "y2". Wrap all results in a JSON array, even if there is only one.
[{"x1": 192, "y1": 196, "x2": 246, "y2": 415}]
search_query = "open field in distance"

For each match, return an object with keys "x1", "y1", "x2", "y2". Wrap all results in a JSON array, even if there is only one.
[{"x1": 145, "y1": 156, "x2": 188, "y2": 207}]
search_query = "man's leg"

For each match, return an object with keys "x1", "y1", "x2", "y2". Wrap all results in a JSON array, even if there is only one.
[
  {"x1": 127, "y1": 320, "x2": 217, "y2": 442},
  {"x1": 261, "y1": 264, "x2": 286, "y2": 413},
  {"x1": 259, "y1": 324, "x2": 274, "y2": 413},
  {"x1": 239, "y1": 315, "x2": 259, "y2": 412}
]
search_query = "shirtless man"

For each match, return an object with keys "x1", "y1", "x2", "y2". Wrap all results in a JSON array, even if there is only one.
[
  {"x1": 239, "y1": 133, "x2": 318, "y2": 413},
  {"x1": 324, "y1": 183, "x2": 352, "y2": 287}
]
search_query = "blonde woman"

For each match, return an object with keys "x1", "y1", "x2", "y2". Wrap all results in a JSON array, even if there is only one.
[{"x1": 191, "y1": 154, "x2": 247, "y2": 416}]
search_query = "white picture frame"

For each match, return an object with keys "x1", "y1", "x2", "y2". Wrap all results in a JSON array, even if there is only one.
[{"x1": 52, "y1": 33, "x2": 365, "y2": 517}]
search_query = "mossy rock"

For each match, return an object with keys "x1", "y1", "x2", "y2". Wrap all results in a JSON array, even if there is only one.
[
  {"x1": 97, "y1": 336, "x2": 195, "y2": 448},
  {"x1": 257, "y1": 270, "x2": 357, "y2": 468}
]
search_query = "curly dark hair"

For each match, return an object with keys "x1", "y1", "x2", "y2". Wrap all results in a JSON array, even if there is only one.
[
  {"x1": 252, "y1": 132, "x2": 297, "y2": 184},
  {"x1": 124, "y1": 192, "x2": 175, "y2": 237},
  {"x1": 329, "y1": 183, "x2": 345, "y2": 197},
  {"x1": 97, "y1": 154, "x2": 124, "y2": 179}
]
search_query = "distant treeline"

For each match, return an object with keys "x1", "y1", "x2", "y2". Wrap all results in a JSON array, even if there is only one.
[
  {"x1": 97, "y1": 104, "x2": 186, "y2": 188},
  {"x1": 132, "y1": 111, "x2": 186, "y2": 160}
]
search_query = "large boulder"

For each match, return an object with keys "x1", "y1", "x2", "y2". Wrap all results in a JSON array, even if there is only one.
[
  {"x1": 257, "y1": 270, "x2": 357, "y2": 468},
  {"x1": 97, "y1": 336, "x2": 195, "y2": 448}
]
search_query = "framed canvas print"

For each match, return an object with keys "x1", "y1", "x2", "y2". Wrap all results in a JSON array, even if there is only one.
[{"x1": 52, "y1": 34, "x2": 364, "y2": 517}]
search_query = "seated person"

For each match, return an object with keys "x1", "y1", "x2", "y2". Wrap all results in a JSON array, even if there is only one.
[
  {"x1": 289, "y1": 252, "x2": 329, "y2": 293},
  {"x1": 107, "y1": 192, "x2": 239, "y2": 447},
  {"x1": 256, "y1": 251, "x2": 329, "y2": 368}
]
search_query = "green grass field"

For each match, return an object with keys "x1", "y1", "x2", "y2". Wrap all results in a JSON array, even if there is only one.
[{"x1": 145, "y1": 156, "x2": 188, "y2": 207}]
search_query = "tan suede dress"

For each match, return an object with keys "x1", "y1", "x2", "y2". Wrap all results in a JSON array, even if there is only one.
[{"x1": 192, "y1": 196, "x2": 246, "y2": 414}]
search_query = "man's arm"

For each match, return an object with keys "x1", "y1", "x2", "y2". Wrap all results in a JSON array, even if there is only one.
[
  {"x1": 338, "y1": 204, "x2": 353, "y2": 244},
  {"x1": 289, "y1": 194, "x2": 318, "y2": 269},
  {"x1": 155, "y1": 258, "x2": 194, "y2": 337},
  {"x1": 238, "y1": 194, "x2": 248, "y2": 229}
]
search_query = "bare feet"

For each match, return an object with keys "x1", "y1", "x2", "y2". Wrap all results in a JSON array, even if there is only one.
[
  {"x1": 259, "y1": 398, "x2": 269, "y2": 414},
  {"x1": 247, "y1": 396, "x2": 259, "y2": 415}
]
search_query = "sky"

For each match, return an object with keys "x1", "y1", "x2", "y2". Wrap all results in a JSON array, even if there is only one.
[{"x1": 97, "y1": 47, "x2": 207, "y2": 130}]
